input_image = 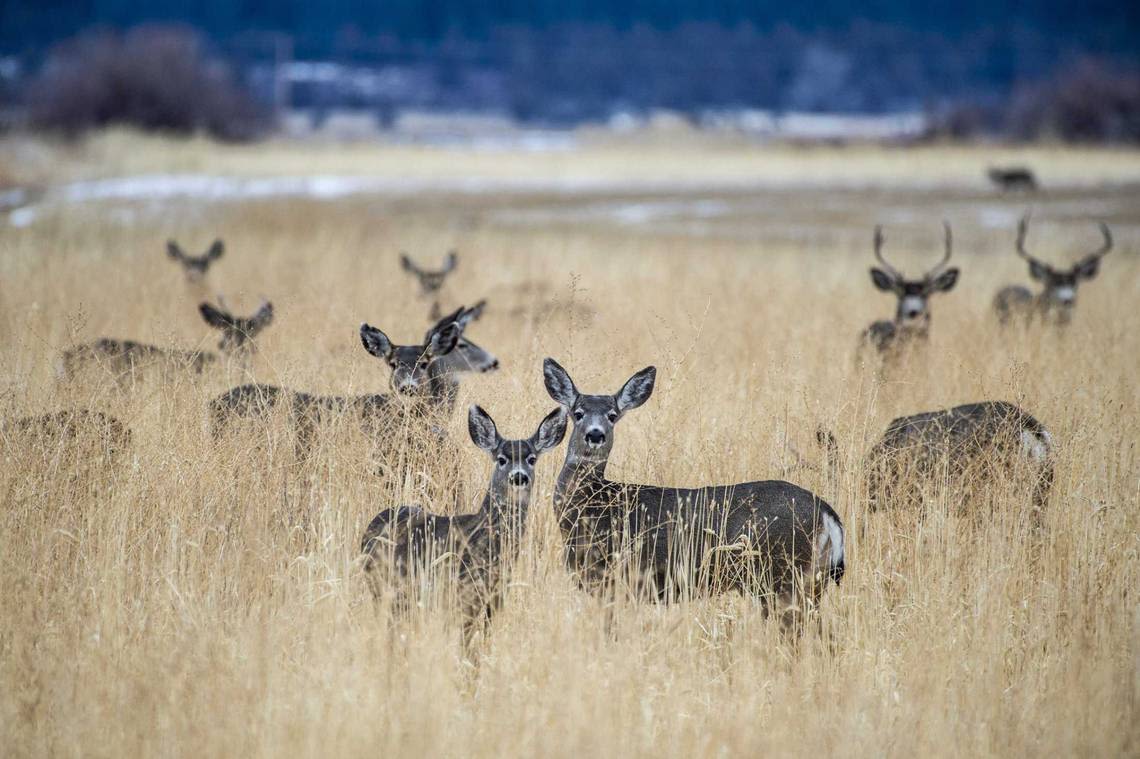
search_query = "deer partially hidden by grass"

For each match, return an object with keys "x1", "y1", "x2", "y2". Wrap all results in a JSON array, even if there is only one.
[
  {"x1": 543, "y1": 358, "x2": 845, "y2": 636},
  {"x1": 361, "y1": 405, "x2": 566, "y2": 645},
  {"x1": 993, "y1": 216, "x2": 1113, "y2": 326},
  {"x1": 58, "y1": 298, "x2": 274, "y2": 383},
  {"x1": 858, "y1": 223, "x2": 960, "y2": 365},
  {"x1": 987, "y1": 166, "x2": 1039, "y2": 193},
  {"x1": 209, "y1": 305, "x2": 498, "y2": 460},
  {"x1": 862, "y1": 401, "x2": 1054, "y2": 524},
  {"x1": 3, "y1": 409, "x2": 131, "y2": 459},
  {"x1": 167, "y1": 239, "x2": 224, "y2": 282},
  {"x1": 401, "y1": 250, "x2": 458, "y2": 320}
]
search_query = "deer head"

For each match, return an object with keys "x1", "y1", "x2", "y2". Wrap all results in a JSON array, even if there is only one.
[
  {"x1": 400, "y1": 250, "x2": 458, "y2": 296},
  {"x1": 198, "y1": 296, "x2": 274, "y2": 353},
  {"x1": 869, "y1": 223, "x2": 960, "y2": 332},
  {"x1": 168, "y1": 239, "x2": 224, "y2": 282},
  {"x1": 1014, "y1": 215, "x2": 1112, "y2": 322}
]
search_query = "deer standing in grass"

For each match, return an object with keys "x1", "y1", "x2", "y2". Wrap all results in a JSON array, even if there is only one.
[
  {"x1": 361, "y1": 405, "x2": 566, "y2": 644},
  {"x1": 543, "y1": 359, "x2": 845, "y2": 635},
  {"x1": 401, "y1": 250, "x2": 458, "y2": 320},
  {"x1": 167, "y1": 239, "x2": 224, "y2": 282},
  {"x1": 59, "y1": 298, "x2": 273, "y2": 383},
  {"x1": 861, "y1": 401, "x2": 1054, "y2": 523},
  {"x1": 209, "y1": 305, "x2": 498, "y2": 459},
  {"x1": 858, "y1": 223, "x2": 959, "y2": 364},
  {"x1": 993, "y1": 216, "x2": 1113, "y2": 326}
]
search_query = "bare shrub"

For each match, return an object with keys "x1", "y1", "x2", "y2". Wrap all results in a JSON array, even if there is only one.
[
  {"x1": 1008, "y1": 58, "x2": 1140, "y2": 143},
  {"x1": 27, "y1": 25, "x2": 265, "y2": 141}
]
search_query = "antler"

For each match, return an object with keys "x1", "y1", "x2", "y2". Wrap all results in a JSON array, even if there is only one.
[
  {"x1": 872, "y1": 225, "x2": 903, "y2": 279},
  {"x1": 1015, "y1": 214, "x2": 1047, "y2": 267},
  {"x1": 1087, "y1": 222, "x2": 1113, "y2": 259},
  {"x1": 925, "y1": 221, "x2": 953, "y2": 279}
]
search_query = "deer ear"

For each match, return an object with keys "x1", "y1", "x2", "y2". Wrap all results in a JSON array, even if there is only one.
[
  {"x1": 427, "y1": 322, "x2": 460, "y2": 356},
  {"x1": 1028, "y1": 260, "x2": 1049, "y2": 281},
  {"x1": 443, "y1": 251, "x2": 458, "y2": 272},
  {"x1": 468, "y1": 405, "x2": 500, "y2": 451},
  {"x1": 543, "y1": 358, "x2": 578, "y2": 407},
  {"x1": 869, "y1": 268, "x2": 897, "y2": 292},
  {"x1": 198, "y1": 302, "x2": 230, "y2": 329},
  {"x1": 616, "y1": 366, "x2": 656, "y2": 413},
  {"x1": 360, "y1": 324, "x2": 393, "y2": 359},
  {"x1": 207, "y1": 240, "x2": 224, "y2": 260},
  {"x1": 167, "y1": 241, "x2": 184, "y2": 260},
  {"x1": 928, "y1": 267, "x2": 959, "y2": 293},
  {"x1": 532, "y1": 407, "x2": 568, "y2": 452},
  {"x1": 400, "y1": 253, "x2": 416, "y2": 273},
  {"x1": 1074, "y1": 256, "x2": 1102, "y2": 281}
]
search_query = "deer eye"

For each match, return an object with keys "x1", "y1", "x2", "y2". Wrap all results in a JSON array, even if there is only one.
[
  {"x1": 572, "y1": 409, "x2": 585, "y2": 421},
  {"x1": 526, "y1": 455, "x2": 537, "y2": 467},
  {"x1": 606, "y1": 411, "x2": 618, "y2": 423},
  {"x1": 497, "y1": 455, "x2": 508, "y2": 467}
]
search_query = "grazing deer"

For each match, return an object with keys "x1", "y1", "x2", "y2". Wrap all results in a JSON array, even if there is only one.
[
  {"x1": 167, "y1": 239, "x2": 224, "y2": 282},
  {"x1": 858, "y1": 223, "x2": 959, "y2": 362},
  {"x1": 993, "y1": 216, "x2": 1113, "y2": 326},
  {"x1": 2, "y1": 409, "x2": 131, "y2": 459},
  {"x1": 863, "y1": 401, "x2": 1054, "y2": 521},
  {"x1": 58, "y1": 298, "x2": 274, "y2": 382},
  {"x1": 543, "y1": 359, "x2": 845, "y2": 634},
  {"x1": 987, "y1": 167, "x2": 1038, "y2": 192},
  {"x1": 361, "y1": 405, "x2": 566, "y2": 643},
  {"x1": 209, "y1": 305, "x2": 497, "y2": 458},
  {"x1": 401, "y1": 250, "x2": 458, "y2": 320}
]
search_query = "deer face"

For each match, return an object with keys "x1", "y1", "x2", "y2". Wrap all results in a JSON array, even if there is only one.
[
  {"x1": 360, "y1": 318, "x2": 460, "y2": 394},
  {"x1": 544, "y1": 358, "x2": 655, "y2": 463},
  {"x1": 869, "y1": 223, "x2": 959, "y2": 330},
  {"x1": 469, "y1": 405, "x2": 567, "y2": 495},
  {"x1": 401, "y1": 251, "x2": 458, "y2": 296},
  {"x1": 167, "y1": 240, "x2": 224, "y2": 282},
  {"x1": 199, "y1": 299, "x2": 274, "y2": 353},
  {"x1": 1015, "y1": 217, "x2": 1112, "y2": 324},
  {"x1": 870, "y1": 268, "x2": 960, "y2": 328}
]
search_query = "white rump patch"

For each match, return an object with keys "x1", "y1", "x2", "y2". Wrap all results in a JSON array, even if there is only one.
[
  {"x1": 1020, "y1": 429, "x2": 1052, "y2": 463},
  {"x1": 816, "y1": 511, "x2": 845, "y2": 572}
]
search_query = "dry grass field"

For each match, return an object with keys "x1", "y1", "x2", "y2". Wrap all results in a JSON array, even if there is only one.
[{"x1": 2, "y1": 132, "x2": 1139, "y2": 757}]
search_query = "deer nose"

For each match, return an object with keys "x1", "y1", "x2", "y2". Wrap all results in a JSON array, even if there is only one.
[
  {"x1": 585, "y1": 429, "x2": 606, "y2": 446},
  {"x1": 508, "y1": 471, "x2": 530, "y2": 487}
]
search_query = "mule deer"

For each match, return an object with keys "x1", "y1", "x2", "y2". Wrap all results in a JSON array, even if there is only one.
[
  {"x1": 987, "y1": 167, "x2": 1038, "y2": 192},
  {"x1": 543, "y1": 359, "x2": 845, "y2": 634},
  {"x1": 58, "y1": 298, "x2": 274, "y2": 382},
  {"x1": 401, "y1": 250, "x2": 458, "y2": 319},
  {"x1": 209, "y1": 305, "x2": 497, "y2": 458},
  {"x1": 863, "y1": 401, "x2": 1054, "y2": 521},
  {"x1": 167, "y1": 239, "x2": 224, "y2": 282},
  {"x1": 361, "y1": 405, "x2": 566, "y2": 643},
  {"x1": 993, "y1": 216, "x2": 1113, "y2": 326},
  {"x1": 858, "y1": 223, "x2": 959, "y2": 362},
  {"x1": 2, "y1": 409, "x2": 131, "y2": 458}
]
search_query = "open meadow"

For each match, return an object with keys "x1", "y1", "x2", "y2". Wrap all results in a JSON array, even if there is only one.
[{"x1": 1, "y1": 133, "x2": 1139, "y2": 757}]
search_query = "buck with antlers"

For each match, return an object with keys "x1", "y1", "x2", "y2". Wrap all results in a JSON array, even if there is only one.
[
  {"x1": 58, "y1": 298, "x2": 274, "y2": 383},
  {"x1": 401, "y1": 250, "x2": 459, "y2": 320},
  {"x1": 543, "y1": 359, "x2": 845, "y2": 635},
  {"x1": 858, "y1": 223, "x2": 960, "y2": 363},
  {"x1": 167, "y1": 239, "x2": 225, "y2": 282},
  {"x1": 993, "y1": 217, "x2": 1113, "y2": 326},
  {"x1": 209, "y1": 305, "x2": 498, "y2": 459}
]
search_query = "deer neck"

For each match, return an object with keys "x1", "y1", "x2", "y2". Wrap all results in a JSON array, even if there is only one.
[
  {"x1": 480, "y1": 489, "x2": 531, "y2": 547},
  {"x1": 554, "y1": 451, "x2": 610, "y2": 514}
]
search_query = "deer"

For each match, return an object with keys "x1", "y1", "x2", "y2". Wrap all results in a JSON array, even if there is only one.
[
  {"x1": 58, "y1": 298, "x2": 274, "y2": 383},
  {"x1": 993, "y1": 216, "x2": 1113, "y2": 326},
  {"x1": 987, "y1": 167, "x2": 1039, "y2": 193},
  {"x1": 2, "y1": 409, "x2": 132, "y2": 460},
  {"x1": 361, "y1": 404, "x2": 567, "y2": 645},
  {"x1": 858, "y1": 223, "x2": 959, "y2": 364},
  {"x1": 401, "y1": 250, "x2": 458, "y2": 320},
  {"x1": 860, "y1": 401, "x2": 1054, "y2": 524},
  {"x1": 543, "y1": 358, "x2": 845, "y2": 636},
  {"x1": 167, "y1": 239, "x2": 224, "y2": 282},
  {"x1": 209, "y1": 305, "x2": 498, "y2": 459}
]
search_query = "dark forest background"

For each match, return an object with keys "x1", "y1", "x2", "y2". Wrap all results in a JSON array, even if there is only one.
[{"x1": 2, "y1": 1, "x2": 1138, "y2": 140}]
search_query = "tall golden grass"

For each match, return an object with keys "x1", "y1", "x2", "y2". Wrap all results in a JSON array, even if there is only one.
[{"x1": 1, "y1": 137, "x2": 1138, "y2": 756}]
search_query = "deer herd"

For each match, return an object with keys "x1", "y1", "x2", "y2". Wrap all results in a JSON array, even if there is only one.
[{"x1": 6, "y1": 211, "x2": 1116, "y2": 650}]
